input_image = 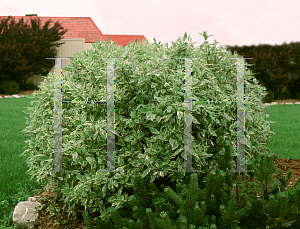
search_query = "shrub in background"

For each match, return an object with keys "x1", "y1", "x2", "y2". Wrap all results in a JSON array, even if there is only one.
[
  {"x1": 285, "y1": 76, "x2": 300, "y2": 100},
  {"x1": 262, "y1": 88, "x2": 275, "y2": 104},
  {"x1": 20, "y1": 31, "x2": 277, "y2": 225},
  {"x1": 19, "y1": 80, "x2": 40, "y2": 91},
  {"x1": 0, "y1": 15, "x2": 68, "y2": 87},
  {"x1": 0, "y1": 79, "x2": 40, "y2": 94},
  {"x1": 0, "y1": 80, "x2": 19, "y2": 94}
]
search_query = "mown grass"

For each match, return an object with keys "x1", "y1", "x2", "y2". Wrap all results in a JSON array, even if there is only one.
[
  {"x1": 263, "y1": 103, "x2": 300, "y2": 160},
  {"x1": 0, "y1": 94, "x2": 299, "y2": 228},
  {"x1": 0, "y1": 94, "x2": 49, "y2": 228}
]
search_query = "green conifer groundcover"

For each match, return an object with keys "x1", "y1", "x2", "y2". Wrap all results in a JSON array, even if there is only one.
[{"x1": 20, "y1": 32, "x2": 300, "y2": 228}]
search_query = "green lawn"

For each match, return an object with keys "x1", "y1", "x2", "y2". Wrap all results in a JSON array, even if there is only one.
[
  {"x1": 0, "y1": 94, "x2": 299, "y2": 228},
  {"x1": 0, "y1": 95, "x2": 49, "y2": 228},
  {"x1": 263, "y1": 103, "x2": 300, "y2": 160}
]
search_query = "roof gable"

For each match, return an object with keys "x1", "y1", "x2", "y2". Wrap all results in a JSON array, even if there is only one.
[
  {"x1": 0, "y1": 15, "x2": 106, "y2": 43},
  {"x1": 0, "y1": 15, "x2": 149, "y2": 46}
]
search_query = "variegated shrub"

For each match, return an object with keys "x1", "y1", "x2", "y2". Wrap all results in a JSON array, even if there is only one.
[{"x1": 20, "y1": 31, "x2": 275, "y2": 222}]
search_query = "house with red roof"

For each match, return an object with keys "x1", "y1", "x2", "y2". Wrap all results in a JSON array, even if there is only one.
[{"x1": 0, "y1": 14, "x2": 149, "y2": 87}]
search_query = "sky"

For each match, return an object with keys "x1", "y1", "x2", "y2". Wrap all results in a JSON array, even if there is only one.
[{"x1": 1, "y1": 0, "x2": 300, "y2": 52}]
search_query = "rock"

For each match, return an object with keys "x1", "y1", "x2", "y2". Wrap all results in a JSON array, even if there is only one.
[
  {"x1": 13, "y1": 199, "x2": 42, "y2": 229},
  {"x1": 12, "y1": 182, "x2": 59, "y2": 229}
]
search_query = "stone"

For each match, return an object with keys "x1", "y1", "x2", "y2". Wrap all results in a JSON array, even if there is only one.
[
  {"x1": 12, "y1": 182, "x2": 58, "y2": 229},
  {"x1": 13, "y1": 199, "x2": 42, "y2": 229}
]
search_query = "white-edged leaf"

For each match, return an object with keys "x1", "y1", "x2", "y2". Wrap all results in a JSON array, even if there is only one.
[
  {"x1": 108, "y1": 178, "x2": 114, "y2": 191},
  {"x1": 86, "y1": 156, "x2": 94, "y2": 165},
  {"x1": 141, "y1": 168, "x2": 151, "y2": 178}
]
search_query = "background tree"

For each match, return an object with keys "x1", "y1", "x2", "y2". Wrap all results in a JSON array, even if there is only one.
[
  {"x1": 0, "y1": 15, "x2": 68, "y2": 88},
  {"x1": 0, "y1": 18, "x2": 35, "y2": 85}
]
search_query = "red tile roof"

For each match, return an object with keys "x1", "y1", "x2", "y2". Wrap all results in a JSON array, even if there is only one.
[
  {"x1": 0, "y1": 15, "x2": 107, "y2": 43},
  {"x1": 104, "y1": 34, "x2": 149, "y2": 47},
  {"x1": 0, "y1": 15, "x2": 149, "y2": 46}
]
